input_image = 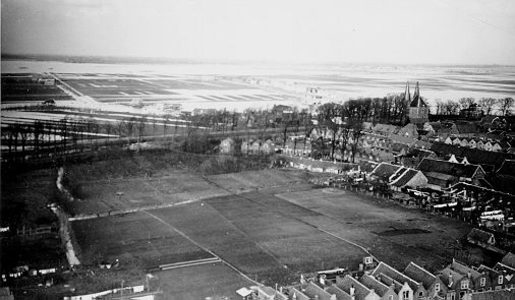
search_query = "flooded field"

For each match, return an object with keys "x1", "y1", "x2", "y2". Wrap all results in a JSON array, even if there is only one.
[{"x1": 2, "y1": 59, "x2": 514, "y2": 110}]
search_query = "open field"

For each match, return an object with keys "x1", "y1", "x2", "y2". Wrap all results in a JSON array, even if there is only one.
[
  {"x1": 71, "y1": 211, "x2": 212, "y2": 268},
  {"x1": 272, "y1": 188, "x2": 488, "y2": 270},
  {"x1": 56, "y1": 73, "x2": 292, "y2": 105},
  {"x1": 1, "y1": 74, "x2": 73, "y2": 102},
  {"x1": 152, "y1": 262, "x2": 253, "y2": 300}
]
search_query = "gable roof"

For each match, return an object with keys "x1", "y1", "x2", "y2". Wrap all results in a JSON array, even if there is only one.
[
  {"x1": 438, "y1": 267, "x2": 465, "y2": 289},
  {"x1": 431, "y1": 142, "x2": 514, "y2": 171},
  {"x1": 302, "y1": 282, "x2": 333, "y2": 300},
  {"x1": 417, "y1": 158, "x2": 483, "y2": 179},
  {"x1": 371, "y1": 262, "x2": 421, "y2": 292},
  {"x1": 497, "y1": 160, "x2": 515, "y2": 178},
  {"x1": 403, "y1": 262, "x2": 437, "y2": 290},
  {"x1": 359, "y1": 274, "x2": 390, "y2": 297},
  {"x1": 336, "y1": 275, "x2": 374, "y2": 300},
  {"x1": 391, "y1": 169, "x2": 422, "y2": 188},
  {"x1": 451, "y1": 259, "x2": 482, "y2": 280},
  {"x1": 501, "y1": 252, "x2": 515, "y2": 269},
  {"x1": 326, "y1": 285, "x2": 352, "y2": 300},
  {"x1": 467, "y1": 228, "x2": 494, "y2": 244},
  {"x1": 290, "y1": 287, "x2": 310, "y2": 300},
  {"x1": 370, "y1": 163, "x2": 403, "y2": 181},
  {"x1": 372, "y1": 123, "x2": 400, "y2": 135}
]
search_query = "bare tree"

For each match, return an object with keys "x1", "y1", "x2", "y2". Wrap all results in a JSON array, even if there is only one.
[
  {"x1": 478, "y1": 98, "x2": 496, "y2": 115},
  {"x1": 458, "y1": 97, "x2": 476, "y2": 110},
  {"x1": 497, "y1": 97, "x2": 514, "y2": 116}
]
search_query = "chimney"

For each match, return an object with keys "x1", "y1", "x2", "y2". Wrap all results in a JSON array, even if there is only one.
[
  {"x1": 468, "y1": 271, "x2": 471, "y2": 279},
  {"x1": 350, "y1": 284, "x2": 355, "y2": 297},
  {"x1": 320, "y1": 275, "x2": 326, "y2": 286},
  {"x1": 449, "y1": 273, "x2": 454, "y2": 287},
  {"x1": 314, "y1": 295, "x2": 319, "y2": 300}
]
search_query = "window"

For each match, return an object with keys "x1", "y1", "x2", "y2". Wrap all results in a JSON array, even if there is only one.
[
  {"x1": 435, "y1": 283, "x2": 441, "y2": 292},
  {"x1": 403, "y1": 290, "x2": 410, "y2": 300},
  {"x1": 480, "y1": 277, "x2": 486, "y2": 287},
  {"x1": 364, "y1": 257, "x2": 373, "y2": 264},
  {"x1": 498, "y1": 275, "x2": 503, "y2": 285},
  {"x1": 461, "y1": 280, "x2": 469, "y2": 290},
  {"x1": 448, "y1": 292, "x2": 455, "y2": 300}
]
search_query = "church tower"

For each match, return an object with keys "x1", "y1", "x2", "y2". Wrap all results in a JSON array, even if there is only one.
[{"x1": 408, "y1": 81, "x2": 429, "y2": 124}]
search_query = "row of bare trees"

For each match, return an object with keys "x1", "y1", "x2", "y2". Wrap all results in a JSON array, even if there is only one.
[
  {"x1": 314, "y1": 98, "x2": 374, "y2": 163},
  {"x1": 434, "y1": 97, "x2": 514, "y2": 116}
]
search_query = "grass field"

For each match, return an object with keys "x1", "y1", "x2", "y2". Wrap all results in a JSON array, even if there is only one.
[
  {"x1": 45, "y1": 165, "x2": 492, "y2": 299},
  {"x1": 152, "y1": 262, "x2": 252, "y2": 300},
  {"x1": 71, "y1": 211, "x2": 212, "y2": 268}
]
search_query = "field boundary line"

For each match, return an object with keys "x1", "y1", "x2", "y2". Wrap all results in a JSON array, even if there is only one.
[{"x1": 141, "y1": 210, "x2": 263, "y2": 287}]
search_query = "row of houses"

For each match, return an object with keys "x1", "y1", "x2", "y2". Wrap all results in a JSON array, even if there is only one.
[
  {"x1": 443, "y1": 137, "x2": 509, "y2": 153},
  {"x1": 238, "y1": 253, "x2": 515, "y2": 300}
]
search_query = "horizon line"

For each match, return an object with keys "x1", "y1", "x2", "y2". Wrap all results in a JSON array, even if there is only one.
[{"x1": 2, "y1": 52, "x2": 514, "y2": 68}]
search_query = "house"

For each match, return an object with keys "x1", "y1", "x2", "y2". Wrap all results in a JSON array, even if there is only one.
[
  {"x1": 389, "y1": 169, "x2": 428, "y2": 191},
  {"x1": 371, "y1": 261, "x2": 426, "y2": 300},
  {"x1": 301, "y1": 282, "x2": 335, "y2": 300},
  {"x1": 336, "y1": 275, "x2": 381, "y2": 300},
  {"x1": 500, "y1": 252, "x2": 515, "y2": 269},
  {"x1": 404, "y1": 262, "x2": 447, "y2": 299},
  {"x1": 397, "y1": 123, "x2": 419, "y2": 139},
  {"x1": 326, "y1": 284, "x2": 353, "y2": 300},
  {"x1": 450, "y1": 259, "x2": 489, "y2": 292},
  {"x1": 359, "y1": 274, "x2": 398, "y2": 300},
  {"x1": 370, "y1": 163, "x2": 403, "y2": 182},
  {"x1": 261, "y1": 139, "x2": 275, "y2": 155},
  {"x1": 417, "y1": 158, "x2": 486, "y2": 184},
  {"x1": 219, "y1": 137, "x2": 235, "y2": 155},
  {"x1": 290, "y1": 287, "x2": 310, "y2": 300},
  {"x1": 438, "y1": 268, "x2": 471, "y2": 300},
  {"x1": 467, "y1": 228, "x2": 496, "y2": 247}
]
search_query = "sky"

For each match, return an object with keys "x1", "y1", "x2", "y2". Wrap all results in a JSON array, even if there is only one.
[{"x1": 2, "y1": 0, "x2": 515, "y2": 65}]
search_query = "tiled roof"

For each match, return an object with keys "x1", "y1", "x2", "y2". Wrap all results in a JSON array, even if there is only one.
[
  {"x1": 358, "y1": 160, "x2": 379, "y2": 173},
  {"x1": 403, "y1": 262, "x2": 437, "y2": 290},
  {"x1": 438, "y1": 267, "x2": 464, "y2": 289},
  {"x1": 431, "y1": 142, "x2": 513, "y2": 170},
  {"x1": 497, "y1": 160, "x2": 515, "y2": 178},
  {"x1": 375, "y1": 273, "x2": 404, "y2": 293},
  {"x1": 302, "y1": 282, "x2": 333, "y2": 300},
  {"x1": 370, "y1": 163, "x2": 402, "y2": 181},
  {"x1": 372, "y1": 124, "x2": 400, "y2": 135},
  {"x1": 501, "y1": 252, "x2": 515, "y2": 269},
  {"x1": 489, "y1": 175, "x2": 515, "y2": 195},
  {"x1": 371, "y1": 262, "x2": 421, "y2": 292},
  {"x1": 467, "y1": 228, "x2": 494, "y2": 244},
  {"x1": 290, "y1": 287, "x2": 310, "y2": 300},
  {"x1": 359, "y1": 274, "x2": 390, "y2": 296},
  {"x1": 326, "y1": 285, "x2": 352, "y2": 300},
  {"x1": 451, "y1": 259, "x2": 482, "y2": 280},
  {"x1": 391, "y1": 169, "x2": 421, "y2": 188},
  {"x1": 417, "y1": 158, "x2": 483, "y2": 179},
  {"x1": 336, "y1": 275, "x2": 373, "y2": 300},
  {"x1": 456, "y1": 123, "x2": 477, "y2": 134}
]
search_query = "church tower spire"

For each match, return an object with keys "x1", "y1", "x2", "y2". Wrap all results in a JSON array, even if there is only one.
[{"x1": 404, "y1": 81, "x2": 411, "y2": 103}]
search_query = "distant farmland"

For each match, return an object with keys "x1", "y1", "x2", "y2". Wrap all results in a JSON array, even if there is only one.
[{"x1": 57, "y1": 73, "x2": 292, "y2": 104}]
